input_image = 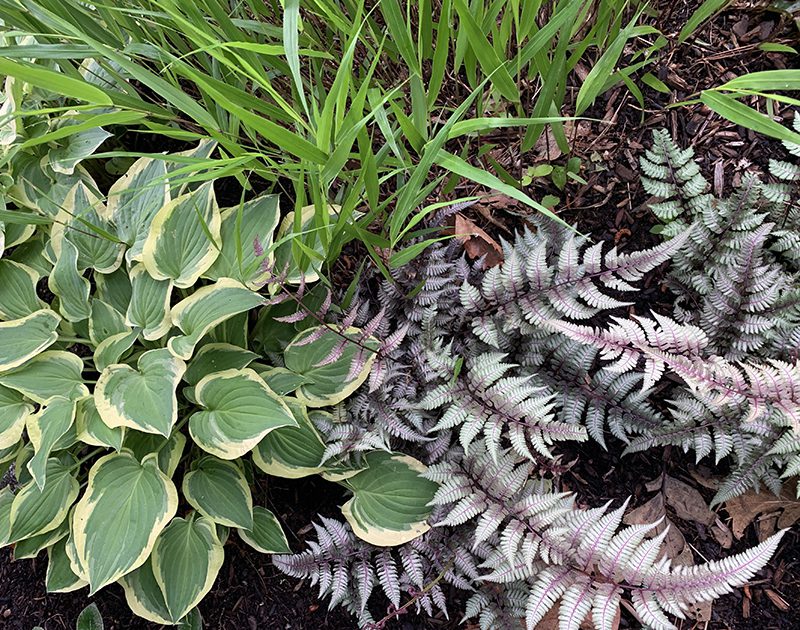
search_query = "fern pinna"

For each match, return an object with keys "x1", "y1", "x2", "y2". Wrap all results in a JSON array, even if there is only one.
[{"x1": 274, "y1": 136, "x2": 799, "y2": 630}]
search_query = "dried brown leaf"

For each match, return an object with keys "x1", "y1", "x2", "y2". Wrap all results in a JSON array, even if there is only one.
[
  {"x1": 724, "y1": 481, "x2": 800, "y2": 539},
  {"x1": 454, "y1": 214, "x2": 503, "y2": 267},
  {"x1": 663, "y1": 475, "x2": 715, "y2": 526}
]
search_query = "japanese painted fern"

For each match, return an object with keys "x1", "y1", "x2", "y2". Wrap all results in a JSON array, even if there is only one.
[{"x1": 274, "y1": 161, "x2": 797, "y2": 630}]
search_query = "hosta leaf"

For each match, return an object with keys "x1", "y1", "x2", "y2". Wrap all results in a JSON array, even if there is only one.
[
  {"x1": 94, "y1": 267, "x2": 132, "y2": 314},
  {"x1": 88, "y1": 300, "x2": 127, "y2": 345},
  {"x1": 167, "y1": 278, "x2": 264, "y2": 360},
  {"x1": 151, "y1": 514, "x2": 224, "y2": 622},
  {"x1": 189, "y1": 368, "x2": 297, "y2": 460},
  {"x1": 206, "y1": 311, "x2": 248, "y2": 347},
  {"x1": 107, "y1": 157, "x2": 169, "y2": 262},
  {"x1": 75, "y1": 396, "x2": 124, "y2": 452},
  {"x1": 123, "y1": 430, "x2": 186, "y2": 478},
  {"x1": 75, "y1": 603, "x2": 104, "y2": 630},
  {"x1": 0, "y1": 486, "x2": 14, "y2": 545},
  {"x1": 341, "y1": 452, "x2": 438, "y2": 546},
  {"x1": 54, "y1": 182, "x2": 124, "y2": 273},
  {"x1": 49, "y1": 126, "x2": 111, "y2": 175},
  {"x1": 184, "y1": 343, "x2": 258, "y2": 386},
  {"x1": 0, "y1": 309, "x2": 61, "y2": 373},
  {"x1": 48, "y1": 238, "x2": 91, "y2": 322},
  {"x1": 204, "y1": 193, "x2": 280, "y2": 288},
  {"x1": 95, "y1": 348, "x2": 186, "y2": 437},
  {"x1": 284, "y1": 326, "x2": 378, "y2": 407},
  {"x1": 13, "y1": 517, "x2": 69, "y2": 559},
  {"x1": 119, "y1": 556, "x2": 172, "y2": 624},
  {"x1": 0, "y1": 383, "x2": 33, "y2": 449},
  {"x1": 0, "y1": 351, "x2": 87, "y2": 403},
  {"x1": 182, "y1": 457, "x2": 253, "y2": 529},
  {"x1": 8, "y1": 458, "x2": 78, "y2": 544},
  {"x1": 258, "y1": 367, "x2": 309, "y2": 395},
  {"x1": 26, "y1": 397, "x2": 77, "y2": 490},
  {"x1": 125, "y1": 263, "x2": 172, "y2": 341},
  {"x1": 0, "y1": 260, "x2": 44, "y2": 320},
  {"x1": 253, "y1": 399, "x2": 326, "y2": 478},
  {"x1": 71, "y1": 451, "x2": 178, "y2": 594},
  {"x1": 47, "y1": 536, "x2": 87, "y2": 593},
  {"x1": 93, "y1": 329, "x2": 139, "y2": 372},
  {"x1": 141, "y1": 181, "x2": 221, "y2": 288},
  {"x1": 237, "y1": 506, "x2": 290, "y2": 554},
  {"x1": 273, "y1": 204, "x2": 335, "y2": 284}
]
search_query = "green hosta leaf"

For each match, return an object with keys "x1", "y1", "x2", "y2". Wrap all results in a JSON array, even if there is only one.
[
  {"x1": 75, "y1": 396, "x2": 124, "y2": 452},
  {"x1": 94, "y1": 267, "x2": 132, "y2": 314},
  {"x1": 93, "y1": 329, "x2": 139, "y2": 372},
  {"x1": 48, "y1": 238, "x2": 91, "y2": 322},
  {"x1": 0, "y1": 384, "x2": 33, "y2": 449},
  {"x1": 142, "y1": 181, "x2": 221, "y2": 288},
  {"x1": 107, "y1": 157, "x2": 169, "y2": 262},
  {"x1": 0, "y1": 309, "x2": 61, "y2": 373},
  {"x1": 151, "y1": 514, "x2": 224, "y2": 622},
  {"x1": 14, "y1": 517, "x2": 69, "y2": 559},
  {"x1": 7, "y1": 458, "x2": 78, "y2": 545},
  {"x1": 237, "y1": 506, "x2": 290, "y2": 554},
  {"x1": 183, "y1": 457, "x2": 253, "y2": 529},
  {"x1": 95, "y1": 348, "x2": 186, "y2": 437},
  {"x1": 75, "y1": 603, "x2": 104, "y2": 630},
  {"x1": 26, "y1": 397, "x2": 77, "y2": 490},
  {"x1": 189, "y1": 368, "x2": 297, "y2": 460},
  {"x1": 160, "y1": 431, "x2": 187, "y2": 479},
  {"x1": 9, "y1": 234, "x2": 51, "y2": 276},
  {"x1": 89, "y1": 300, "x2": 128, "y2": 345},
  {"x1": 284, "y1": 326, "x2": 377, "y2": 407},
  {"x1": 71, "y1": 451, "x2": 178, "y2": 594},
  {"x1": 47, "y1": 536, "x2": 87, "y2": 593},
  {"x1": 0, "y1": 260, "x2": 44, "y2": 320},
  {"x1": 258, "y1": 367, "x2": 309, "y2": 396},
  {"x1": 204, "y1": 193, "x2": 280, "y2": 288},
  {"x1": 167, "y1": 278, "x2": 264, "y2": 360},
  {"x1": 119, "y1": 556, "x2": 172, "y2": 624},
  {"x1": 272, "y1": 204, "x2": 333, "y2": 284},
  {"x1": 53, "y1": 182, "x2": 124, "y2": 273},
  {"x1": 0, "y1": 351, "x2": 88, "y2": 403},
  {"x1": 184, "y1": 343, "x2": 258, "y2": 386},
  {"x1": 207, "y1": 311, "x2": 248, "y2": 347},
  {"x1": 126, "y1": 263, "x2": 173, "y2": 341},
  {"x1": 253, "y1": 399, "x2": 326, "y2": 479},
  {"x1": 0, "y1": 486, "x2": 14, "y2": 545},
  {"x1": 47, "y1": 123, "x2": 111, "y2": 175},
  {"x1": 341, "y1": 452, "x2": 437, "y2": 546}
]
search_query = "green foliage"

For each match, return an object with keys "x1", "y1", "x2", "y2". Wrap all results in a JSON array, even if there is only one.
[
  {"x1": 0, "y1": 133, "x2": 437, "y2": 624},
  {"x1": 0, "y1": 0, "x2": 667, "y2": 268}
]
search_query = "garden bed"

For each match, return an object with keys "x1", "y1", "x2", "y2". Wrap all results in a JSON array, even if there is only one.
[{"x1": 1, "y1": 0, "x2": 800, "y2": 629}]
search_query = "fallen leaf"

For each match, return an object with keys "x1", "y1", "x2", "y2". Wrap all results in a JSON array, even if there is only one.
[
  {"x1": 623, "y1": 493, "x2": 691, "y2": 564},
  {"x1": 689, "y1": 465, "x2": 722, "y2": 491},
  {"x1": 724, "y1": 481, "x2": 800, "y2": 539},
  {"x1": 454, "y1": 214, "x2": 503, "y2": 267},
  {"x1": 663, "y1": 475, "x2": 715, "y2": 526},
  {"x1": 711, "y1": 517, "x2": 734, "y2": 549},
  {"x1": 624, "y1": 492, "x2": 665, "y2": 526},
  {"x1": 688, "y1": 599, "x2": 713, "y2": 622}
]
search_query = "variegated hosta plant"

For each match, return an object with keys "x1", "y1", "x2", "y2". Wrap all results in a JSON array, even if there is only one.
[{"x1": 0, "y1": 137, "x2": 438, "y2": 625}]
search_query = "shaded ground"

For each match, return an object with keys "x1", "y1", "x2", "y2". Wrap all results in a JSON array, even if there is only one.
[{"x1": 2, "y1": 1, "x2": 800, "y2": 629}]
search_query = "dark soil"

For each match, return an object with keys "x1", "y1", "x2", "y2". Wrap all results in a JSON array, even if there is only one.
[{"x1": 2, "y1": 2, "x2": 800, "y2": 630}]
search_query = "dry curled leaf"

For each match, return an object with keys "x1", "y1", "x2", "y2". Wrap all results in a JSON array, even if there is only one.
[
  {"x1": 724, "y1": 481, "x2": 800, "y2": 539},
  {"x1": 454, "y1": 214, "x2": 503, "y2": 267},
  {"x1": 663, "y1": 475, "x2": 715, "y2": 526},
  {"x1": 623, "y1": 493, "x2": 692, "y2": 564}
]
